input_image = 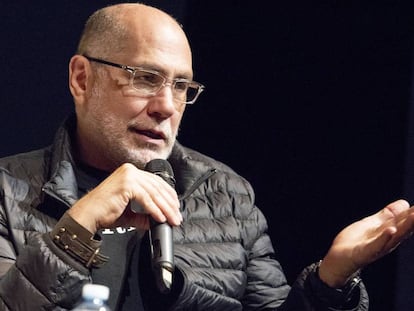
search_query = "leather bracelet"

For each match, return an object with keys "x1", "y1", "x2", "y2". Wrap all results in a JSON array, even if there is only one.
[{"x1": 50, "y1": 213, "x2": 109, "y2": 268}]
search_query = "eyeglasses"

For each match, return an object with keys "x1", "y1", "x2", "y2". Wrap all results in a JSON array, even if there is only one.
[{"x1": 84, "y1": 55, "x2": 205, "y2": 105}]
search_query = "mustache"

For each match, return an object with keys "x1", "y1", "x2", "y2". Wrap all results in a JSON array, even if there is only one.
[{"x1": 127, "y1": 119, "x2": 174, "y2": 141}]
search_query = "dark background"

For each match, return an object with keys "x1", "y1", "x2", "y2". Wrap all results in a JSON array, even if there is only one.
[{"x1": 2, "y1": 1, "x2": 414, "y2": 310}]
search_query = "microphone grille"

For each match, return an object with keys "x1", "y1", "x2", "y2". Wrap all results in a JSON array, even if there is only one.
[{"x1": 145, "y1": 159, "x2": 175, "y2": 188}]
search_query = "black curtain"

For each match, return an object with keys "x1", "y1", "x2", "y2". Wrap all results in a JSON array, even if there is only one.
[
  {"x1": 1, "y1": 2, "x2": 414, "y2": 310},
  {"x1": 395, "y1": 51, "x2": 414, "y2": 310}
]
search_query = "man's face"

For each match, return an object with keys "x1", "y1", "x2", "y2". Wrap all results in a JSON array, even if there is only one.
[{"x1": 77, "y1": 18, "x2": 193, "y2": 170}]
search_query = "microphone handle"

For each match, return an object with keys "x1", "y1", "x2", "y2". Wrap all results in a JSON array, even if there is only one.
[
  {"x1": 150, "y1": 219, "x2": 174, "y2": 271},
  {"x1": 145, "y1": 159, "x2": 176, "y2": 294}
]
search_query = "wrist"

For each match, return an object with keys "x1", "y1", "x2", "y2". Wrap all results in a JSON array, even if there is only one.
[
  {"x1": 50, "y1": 212, "x2": 108, "y2": 268},
  {"x1": 318, "y1": 259, "x2": 347, "y2": 287},
  {"x1": 318, "y1": 257, "x2": 359, "y2": 288},
  {"x1": 308, "y1": 261, "x2": 362, "y2": 308},
  {"x1": 67, "y1": 202, "x2": 98, "y2": 234}
]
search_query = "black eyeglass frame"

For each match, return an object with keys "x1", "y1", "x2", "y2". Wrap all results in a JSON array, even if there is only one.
[{"x1": 84, "y1": 55, "x2": 205, "y2": 105}]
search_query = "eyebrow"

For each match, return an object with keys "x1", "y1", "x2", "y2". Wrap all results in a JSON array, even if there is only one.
[{"x1": 133, "y1": 62, "x2": 193, "y2": 80}]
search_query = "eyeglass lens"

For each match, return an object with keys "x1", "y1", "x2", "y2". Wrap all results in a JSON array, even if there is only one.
[{"x1": 132, "y1": 70, "x2": 199, "y2": 103}]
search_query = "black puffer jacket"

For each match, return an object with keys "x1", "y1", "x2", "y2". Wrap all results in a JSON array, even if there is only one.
[{"x1": 0, "y1": 117, "x2": 368, "y2": 310}]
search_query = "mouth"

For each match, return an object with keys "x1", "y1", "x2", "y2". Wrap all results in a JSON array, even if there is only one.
[{"x1": 133, "y1": 128, "x2": 166, "y2": 140}]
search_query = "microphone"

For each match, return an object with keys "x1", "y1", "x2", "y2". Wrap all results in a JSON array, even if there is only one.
[{"x1": 144, "y1": 159, "x2": 176, "y2": 294}]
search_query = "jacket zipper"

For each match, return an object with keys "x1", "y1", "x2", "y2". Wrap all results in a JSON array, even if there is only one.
[{"x1": 178, "y1": 168, "x2": 217, "y2": 201}]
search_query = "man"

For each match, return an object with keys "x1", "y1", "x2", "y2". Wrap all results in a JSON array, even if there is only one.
[{"x1": 0, "y1": 3, "x2": 413, "y2": 310}]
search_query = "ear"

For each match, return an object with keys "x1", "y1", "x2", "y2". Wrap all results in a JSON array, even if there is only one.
[{"x1": 69, "y1": 55, "x2": 93, "y2": 106}]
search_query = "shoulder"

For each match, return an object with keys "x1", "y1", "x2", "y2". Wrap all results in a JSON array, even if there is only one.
[
  {"x1": 0, "y1": 147, "x2": 52, "y2": 189},
  {"x1": 172, "y1": 142, "x2": 255, "y2": 196}
]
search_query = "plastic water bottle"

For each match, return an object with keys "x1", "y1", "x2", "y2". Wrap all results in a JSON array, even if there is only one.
[{"x1": 71, "y1": 284, "x2": 111, "y2": 311}]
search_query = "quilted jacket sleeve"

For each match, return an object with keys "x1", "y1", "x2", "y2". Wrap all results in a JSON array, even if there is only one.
[
  {"x1": 234, "y1": 173, "x2": 370, "y2": 311},
  {"x1": 240, "y1": 207, "x2": 291, "y2": 309},
  {"x1": 0, "y1": 169, "x2": 90, "y2": 310},
  {"x1": 0, "y1": 233, "x2": 90, "y2": 310},
  {"x1": 141, "y1": 160, "x2": 369, "y2": 311},
  {"x1": 279, "y1": 264, "x2": 369, "y2": 311}
]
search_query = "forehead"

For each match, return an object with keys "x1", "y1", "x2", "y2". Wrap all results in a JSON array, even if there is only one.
[{"x1": 120, "y1": 11, "x2": 193, "y2": 76}]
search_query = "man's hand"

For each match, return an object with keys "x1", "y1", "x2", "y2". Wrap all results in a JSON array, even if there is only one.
[
  {"x1": 67, "y1": 163, "x2": 182, "y2": 233},
  {"x1": 319, "y1": 199, "x2": 414, "y2": 287}
]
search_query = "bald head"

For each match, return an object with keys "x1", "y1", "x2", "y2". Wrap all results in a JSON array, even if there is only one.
[
  {"x1": 77, "y1": 3, "x2": 190, "y2": 61},
  {"x1": 69, "y1": 3, "x2": 195, "y2": 171}
]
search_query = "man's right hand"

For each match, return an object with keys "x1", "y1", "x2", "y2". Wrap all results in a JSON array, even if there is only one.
[{"x1": 67, "y1": 163, "x2": 182, "y2": 234}]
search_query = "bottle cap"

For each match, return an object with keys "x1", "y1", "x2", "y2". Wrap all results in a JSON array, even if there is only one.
[{"x1": 82, "y1": 284, "x2": 110, "y2": 301}]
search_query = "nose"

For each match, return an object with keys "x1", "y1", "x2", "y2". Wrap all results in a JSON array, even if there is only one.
[{"x1": 146, "y1": 84, "x2": 177, "y2": 119}]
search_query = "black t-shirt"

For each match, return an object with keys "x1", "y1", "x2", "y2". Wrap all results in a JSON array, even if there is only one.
[{"x1": 75, "y1": 163, "x2": 145, "y2": 310}]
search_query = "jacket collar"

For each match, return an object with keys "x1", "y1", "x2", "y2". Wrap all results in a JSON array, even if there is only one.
[
  {"x1": 42, "y1": 114, "x2": 79, "y2": 207},
  {"x1": 43, "y1": 114, "x2": 216, "y2": 205},
  {"x1": 168, "y1": 142, "x2": 217, "y2": 197}
]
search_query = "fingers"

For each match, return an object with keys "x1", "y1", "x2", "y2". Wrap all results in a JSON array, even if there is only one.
[
  {"x1": 317, "y1": 199, "x2": 414, "y2": 287},
  {"x1": 69, "y1": 163, "x2": 181, "y2": 232},
  {"x1": 359, "y1": 199, "x2": 414, "y2": 260},
  {"x1": 383, "y1": 210, "x2": 414, "y2": 250},
  {"x1": 369, "y1": 199, "x2": 410, "y2": 224},
  {"x1": 359, "y1": 225, "x2": 396, "y2": 262},
  {"x1": 114, "y1": 163, "x2": 181, "y2": 227},
  {"x1": 384, "y1": 199, "x2": 410, "y2": 217},
  {"x1": 363, "y1": 199, "x2": 411, "y2": 235},
  {"x1": 132, "y1": 171, "x2": 181, "y2": 225},
  {"x1": 117, "y1": 208, "x2": 151, "y2": 230},
  {"x1": 383, "y1": 200, "x2": 414, "y2": 238}
]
